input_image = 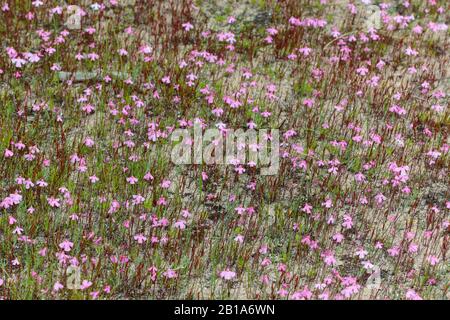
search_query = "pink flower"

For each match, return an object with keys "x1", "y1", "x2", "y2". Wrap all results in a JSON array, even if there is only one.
[
  {"x1": 173, "y1": 220, "x2": 186, "y2": 230},
  {"x1": 47, "y1": 197, "x2": 61, "y2": 208},
  {"x1": 220, "y1": 270, "x2": 236, "y2": 280},
  {"x1": 4, "y1": 149, "x2": 13, "y2": 158},
  {"x1": 160, "y1": 180, "x2": 171, "y2": 188},
  {"x1": 53, "y1": 282, "x2": 64, "y2": 292},
  {"x1": 427, "y1": 255, "x2": 440, "y2": 266},
  {"x1": 277, "y1": 288, "x2": 288, "y2": 297},
  {"x1": 387, "y1": 246, "x2": 400, "y2": 257},
  {"x1": 291, "y1": 287, "x2": 313, "y2": 300},
  {"x1": 302, "y1": 203, "x2": 313, "y2": 214},
  {"x1": 234, "y1": 234, "x2": 244, "y2": 243},
  {"x1": 322, "y1": 198, "x2": 333, "y2": 208},
  {"x1": 163, "y1": 269, "x2": 178, "y2": 279},
  {"x1": 182, "y1": 22, "x2": 194, "y2": 31},
  {"x1": 118, "y1": 48, "x2": 128, "y2": 56},
  {"x1": 161, "y1": 76, "x2": 171, "y2": 84},
  {"x1": 406, "y1": 289, "x2": 422, "y2": 300},
  {"x1": 144, "y1": 172, "x2": 154, "y2": 181},
  {"x1": 84, "y1": 137, "x2": 95, "y2": 147},
  {"x1": 267, "y1": 27, "x2": 278, "y2": 35},
  {"x1": 126, "y1": 176, "x2": 138, "y2": 184},
  {"x1": 322, "y1": 251, "x2": 337, "y2": 266},
  {"x1": 59, "y1": 240, "x2": 73, "y2": 252},
  {"x1": 408, "y1": 243, "x2": 418, "y2": 253},
  {"x1": 80, "y1": 280, "x2": 93, "y2": 290},
  {"x1": 355, "y1": 248, "x2": 368, "y2": 259},
  {"x1": 134, "y1": 234, "x2": 147, "y2": 244}
]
